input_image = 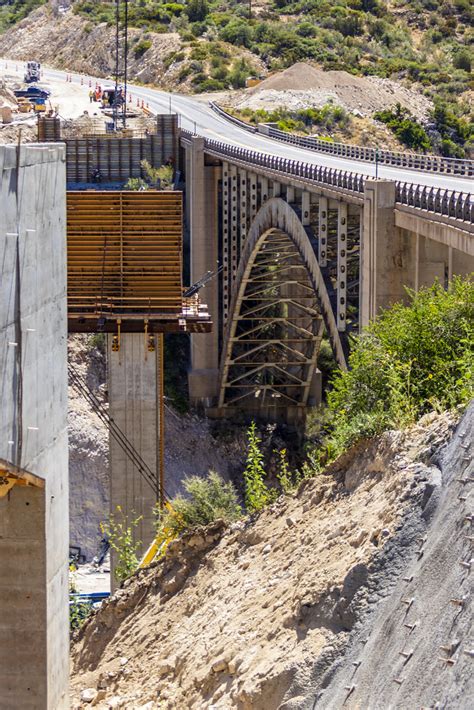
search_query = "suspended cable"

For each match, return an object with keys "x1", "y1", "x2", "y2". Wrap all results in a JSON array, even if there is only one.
[{"x1": 68, "y1": 364, "x2": 171, "y2": 504}]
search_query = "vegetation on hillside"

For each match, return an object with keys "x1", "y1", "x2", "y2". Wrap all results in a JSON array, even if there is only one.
[
  {"x1": 70, "y1": 0, "x2": 473, "y2": 153},
  {"x1": 155, "y1": 471, "x2": 242, "y2": 536},
  {"x1": 229, "y1": 103, "x2": 350, "y2": 137},
  {"x1": 0, "y1": 0, "x2": 46, "y2": 32},
  {"x1": 114, "y1": 276, "x2": 473, "y2": 573},
  {"x1": 2, "y1": 0, "x2": 472, "y2": 152},
  {"x1": 313, "y1": 276, "x2": 474, "y2": 467}
]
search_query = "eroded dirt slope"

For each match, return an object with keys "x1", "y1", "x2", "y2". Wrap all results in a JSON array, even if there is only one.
[{"x1": 70, "y1": 407, "x2": 471, "y2": 709}]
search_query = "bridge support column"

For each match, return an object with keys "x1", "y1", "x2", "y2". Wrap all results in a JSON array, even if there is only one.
[
  {"x1": 361, "y1": 179, "x2": 416, "y2": 326},
  {"x1": 187, "y1": 136, "x2": 220, "y2": 406},
  {"x1": 107, "y1": 333, "x2": 162, "y2": 583}
]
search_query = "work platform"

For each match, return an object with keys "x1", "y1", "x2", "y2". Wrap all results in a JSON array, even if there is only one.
[{"x1": 67, "y1": 190, "x2": 211, "y2": 333}]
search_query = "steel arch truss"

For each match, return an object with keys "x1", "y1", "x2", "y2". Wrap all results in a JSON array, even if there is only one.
[{"x1": 219, "y1": 198, "x2": 347, "y2": 414}]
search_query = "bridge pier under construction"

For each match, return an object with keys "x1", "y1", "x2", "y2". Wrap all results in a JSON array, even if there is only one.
[
  {"x1": 107, "y1": 332, "x2": 164, "y2": 582},
  {"x1": 66, "y1": 188, "x2": 211, "y2": 580}
]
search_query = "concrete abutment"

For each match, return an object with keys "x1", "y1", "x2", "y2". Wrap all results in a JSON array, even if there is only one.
[{"x1": 0, "y1": 144, "x2": 69, "y2": 709}]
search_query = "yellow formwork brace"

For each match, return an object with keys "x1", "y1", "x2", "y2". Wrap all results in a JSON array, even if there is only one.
[
  {"x1": 0, "y1": 458, "x2": 45, "y2": 499},
  {"x1": 139, "y1": 502, "x2": 183, "y2": 568}
]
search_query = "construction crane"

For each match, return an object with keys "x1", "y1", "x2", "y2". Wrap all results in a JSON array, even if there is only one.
[
  {"x1": 183, "y1": 266, "x2": 223, "y2": 298},
  {"x1": 113, "y1": 0, "x2": 129, "y2": 130}
]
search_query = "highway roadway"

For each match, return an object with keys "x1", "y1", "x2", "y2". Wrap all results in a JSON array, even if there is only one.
[{"x1": 2, "y1": 60, "x2": 473, "y2": 193}]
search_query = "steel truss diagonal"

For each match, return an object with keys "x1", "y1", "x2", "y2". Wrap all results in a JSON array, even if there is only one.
[{"x1": 220, "y1": 229, "x2": 324, "y2": 410}]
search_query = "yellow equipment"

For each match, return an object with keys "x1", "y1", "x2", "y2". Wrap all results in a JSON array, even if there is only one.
[{"x1": 139, "y1": 502, "x2": 182, "y2": 568}]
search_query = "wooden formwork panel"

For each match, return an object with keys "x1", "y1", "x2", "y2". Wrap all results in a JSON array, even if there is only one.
[
  {"x1": 37, "y1": 116, "x2": 61, "y2": 142},
  {"x1": 67, "y1": 191, "x2": 183, "y2": 320}
]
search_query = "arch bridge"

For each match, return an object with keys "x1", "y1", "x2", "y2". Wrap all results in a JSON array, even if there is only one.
[{"x1": 182, "y1": 133, "x2": 473, "y2": 423}]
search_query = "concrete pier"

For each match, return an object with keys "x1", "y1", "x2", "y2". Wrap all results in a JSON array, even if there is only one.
[
  {"x1": 186, "y1": 137, "x2": 220, "y2": 408},
  {"x1": 107, "y1": 332, "x2": 163, "y2": 581},
  {"x1": 0, "y1": 144, "x2": 69, "y2": 708}
]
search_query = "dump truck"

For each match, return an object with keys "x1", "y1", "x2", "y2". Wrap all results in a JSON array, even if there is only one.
[{"x1": 24, "y1": 61, "x2": 41, "y2": 83}]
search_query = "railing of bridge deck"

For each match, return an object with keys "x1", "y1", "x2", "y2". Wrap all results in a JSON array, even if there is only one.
[
  {"x1": 182, "y1": 129, "x2": 473, "y2": 223},
  {"x1": 209, "y1": 102, "x2": 474, "y2": 178}
]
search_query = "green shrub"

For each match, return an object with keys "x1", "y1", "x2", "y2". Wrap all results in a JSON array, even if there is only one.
[
  {"x1": 453, "y1": 49, "x2": 472, "y2": 72},
  {"x1": 100, "y1": 507, "x2": 142, "y2": 584},
  {"x1": 186, "y1": 0, "x2": 209, "y2": 22},
  {"x1": 313, "y1": 277, "x2": 474, "y2": 467},
  {"x1": 374, "y1": 104, "x2": 431, "y2": 152},
  {"x1": 69, "y1": 563, "x2": 94, "y2": 630},
  {"x1": 125, "y1": 177, "x2": 149, "y2": 191},
  {"x1": 243, "y1": 422, "x2": 274, "y2": 512},
  {"x1": 87, "y1": 332, "x2": 105, "y2": 352},
  {"x1": 155, "y1": 472, "x2": 242, "y2": 537},
  {"x1": 134, "y1": 39, "x2": 152, "y2": 58},
  {"x1": 140, "y1": 160, "x2": 174, "y2": 188}
]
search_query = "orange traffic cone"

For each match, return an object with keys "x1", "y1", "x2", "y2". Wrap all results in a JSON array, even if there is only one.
[
  {"x1": 136, "y1": 97, "x2": 140, "y2": 107},
  {"x1": 141, "y1": 99, "x2": 144, "y2": 108}
]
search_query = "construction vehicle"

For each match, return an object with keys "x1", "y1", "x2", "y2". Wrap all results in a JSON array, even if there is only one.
[
  {"x1": 33, "y1": 97, "x2": 47, "y2": 113},
  {"x1": 24, "y1": 61, "x2": 41, "y2": 83},
  {"x1": 100, "y1": 87, "x2": 124, "y2": 109},
  {"x1": 14, "y1": 86, "x2": 50, "y2": 100},
  {"x1": 17, "y1": 98, "x2": 33, "y2": 113}
]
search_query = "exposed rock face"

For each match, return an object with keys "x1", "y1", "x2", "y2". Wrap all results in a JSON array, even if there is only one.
[
  {"x1": 68, "y1": 335, "x2": 109, "y2": 562},
  {"x1": 70, "y1": 405, "x2": 470, "y2": 709}
]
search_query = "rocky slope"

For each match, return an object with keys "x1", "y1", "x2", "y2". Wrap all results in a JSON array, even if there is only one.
[{"x1": 70, "y1": 404, "x2": 472, "y2": 708}]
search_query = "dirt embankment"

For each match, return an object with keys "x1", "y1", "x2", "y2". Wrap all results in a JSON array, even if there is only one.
[
  {"x1": 238, "y1": 63, "x2": 432, "y2": 122},
  {"x1": 0, "y1": 5, "x2": 181, "y2": 86},
  {"x1": 70, "y1": 405, "x2": 472, "y2": 709}
]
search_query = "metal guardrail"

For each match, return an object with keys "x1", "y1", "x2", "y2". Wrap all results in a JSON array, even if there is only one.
[
  {"x1": 209, "y1": 102, "x2": 474, "y2": 178},
  {"x1": 182, "y1": 129, "x2": 473, "y2": 223},
  {"x1": 198, "y1": 133, "x2": 367, "y2": 194}
]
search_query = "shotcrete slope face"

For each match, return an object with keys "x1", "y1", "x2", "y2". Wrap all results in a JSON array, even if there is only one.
[{"x1": 70, "y1": 407, "x2": 472, "y2": 709}]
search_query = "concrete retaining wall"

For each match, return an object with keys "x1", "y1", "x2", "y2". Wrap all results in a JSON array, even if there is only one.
[{"x1": 0, "y1": 144, "x2": 69, "y2": 709}]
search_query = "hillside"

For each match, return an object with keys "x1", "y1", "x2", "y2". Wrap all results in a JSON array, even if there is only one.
[
  {"x1": 0, "y1": 0, "x2": 472, "y2": 155},
  {"x1": 70, "y1": 405, "x2": 473, "y2": 709}
]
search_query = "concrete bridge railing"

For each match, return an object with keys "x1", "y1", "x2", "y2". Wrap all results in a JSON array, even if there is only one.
[
  {"x1": 209, "y1": 102, "x2": 474, "y2": 178},
  {"x1": 181, "y1": 129, "x2": 473, "y2": 224}
]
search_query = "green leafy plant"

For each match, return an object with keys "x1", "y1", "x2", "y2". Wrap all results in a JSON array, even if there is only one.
[
  {"x1": 100, "y1": 507, "x2": 143, "y2": 584},
  {"x1": 243, "y1": 422, "x2": 273, "y2": 512},
  {"x1": 125, "y1": 176, "x2": 149, "y2": 191},
  {"x1": 309, "y1": 277, "x2": 474, "y2": 470},
  {"x1": 87, "y1": 332, "x2": 106, "y2": 352},
  {"x1": 374, "y1": 103, "x2": 432, "y2": 152},
  {"x1": 154, "y1": 471, "x2": 242, "y2": 537},
  {"x1": 140, "y1": 160, "x2": 174, "y2": 189}
]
